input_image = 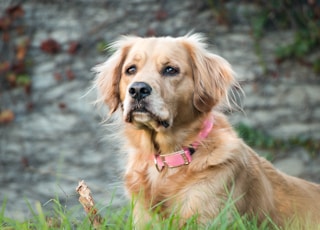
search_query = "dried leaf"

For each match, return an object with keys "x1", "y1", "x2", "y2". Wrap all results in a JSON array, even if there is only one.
[
  {"x1": 146, "y1": 28, "x2": 157, "y2": 36},
  {"x1": 11, "y1": 61, "x2": 25, "y2": 74},
  {"x1": 16, "y1": 39, "x2": 29, "y2": 61},
  {"x1": 68, "y1": 41, "x2": 81, "y2": 55},
  {"x1": 16, "y1": 25, "x2": 25, "y2": 35},
  {"x1": 66, "y1": 68, "x2": 75, "y2": 80},
  {"x1": 24, "y1": 83, "x2": 32, "y2": 95},
  {"x1": 156, "y1": 9, "x2": 168, "y2": 21},
  {"x1": 0, "y1": 16, "x2": 11, "y2": 30},
  {"x1": 2, "y1": 31, "x2": 10, "y2": 42},
  {"x1": 0, "y1": 109, "x2": 15, "y2": 124},
  {"x1": 58, "y1": 102, "x2": 67, "y2": 110},
  {"x1": 20, "y1": 156, "x2": 29, "y2": 168},
  {"x1": 6, "y1": 73, "x2": 17, "y2": 88},
  {"x1": 54, "y1": 72, "x2": 62, "y2": 81},
  {"x1": 26, "y1": 102, "x2": 34, "y2": 111},
  {"x1": 0, "y1": 61, "x2": 10, "y2": 73},
  {"x1": 6, "y1": 73, "x2": 16, "y2": 86}
]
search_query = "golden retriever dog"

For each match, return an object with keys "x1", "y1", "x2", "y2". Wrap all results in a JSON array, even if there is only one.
[{"x1": 94, "y1": 34, "x2": 320, "y2": 228}]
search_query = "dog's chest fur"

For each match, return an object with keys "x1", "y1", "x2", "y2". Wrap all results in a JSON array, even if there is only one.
[{"x1": 124, "y1": 145, "x2": 188, "y2": 211}]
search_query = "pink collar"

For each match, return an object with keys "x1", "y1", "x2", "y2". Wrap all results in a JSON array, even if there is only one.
[{"x1": 154, "y1": 116, "x2": 214, "y2": 172}]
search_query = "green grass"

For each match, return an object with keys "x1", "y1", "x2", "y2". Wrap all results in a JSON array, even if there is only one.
[{"x1": 0, "y1": 194, "x2": 281, "y2": 230}]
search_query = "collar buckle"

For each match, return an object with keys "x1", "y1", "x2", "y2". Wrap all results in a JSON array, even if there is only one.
[
  {"x1": 154, "y1": 149, "x2": 191, "y2": 172},
  {"x1": 154, "y1": 155, "x2": 164, "y2": 172}
]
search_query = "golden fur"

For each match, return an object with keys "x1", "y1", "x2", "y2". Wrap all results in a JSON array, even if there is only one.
[{"x1": 95, "y1": 34, "x2": 320, "y2": 228}]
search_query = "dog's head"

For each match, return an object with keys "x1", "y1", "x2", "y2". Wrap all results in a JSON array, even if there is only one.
[{"x1": 95, "y1": 34, "x2": 235, "y2": 132}]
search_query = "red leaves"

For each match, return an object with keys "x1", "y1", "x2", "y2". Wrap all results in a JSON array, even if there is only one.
[
  {"x1": 155, "y1": 9, "x2": 168, "y2": 21},
  {"x1": 40, "y1": 39, "x2": 81, "y2": 55},
  {"x1": 58, "y1": 102, "x2": 67, "y2": 110},
  {"x1": 40, "y1": 38, "x2": 60, "y2": 54},
  {"x1": 0, "y1": 3, "x2": 32, "y2": 118},
  {"x1": 0, "y1": 5, "x2": 24, "y2": 30},
  {"x1": 66, "y1": 68, "x2": 75, "y2": 80},
  {"x1": 0, "y1": 5, "x2": 24, "y2": 44},
  {"x1": 40, "y1": 40, "x2": 79, "y2": 84},
  {"x1": 68, "y1": 41, "x2": 81, "y2": 55},
  {"x1": 11, "y1": 61, "x2": 26, "y2": 74},
  {"x1": 54, "y1": 72, "x2": 63, "y2": 81},
  {"x1": 0, "y1": 3, "x2": 82, "y2": 124},
  {"x1": 0, "y1": 5, "x2": 24, "y2": 32},
  {"x1": 146, "y1": 28, "x2": 157, "y2": 36},
  {"x1": 0, "y1": 4, "x2": 29, "y2": 82},
  {"x1": 0, "y1": 61, "x2": 10, "y2": 73},
  {"x1": 54, "y1": 69, "x2": 76, "y2": 82},
  {"x1": 0, "y1": 16, "x2": 11, "y2": 30},
  {"x1": 6, "y1": 5, "x2": 24, "y2": 19},
  {"x1": 20, "y1": 156, "x2": 29, "y2": 168}
]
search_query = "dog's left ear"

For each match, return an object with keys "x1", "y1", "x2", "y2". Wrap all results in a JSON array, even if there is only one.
[
  {"x1": 94, "y1": 37, "x2": 134, "y2": 114},
  {"x1": 181, "y1": 35, "x2": 235, "y2": 113}
]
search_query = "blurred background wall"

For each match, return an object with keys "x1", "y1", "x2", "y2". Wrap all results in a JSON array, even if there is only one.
[{"x1": 0, "y1": 0, "x2": 319, "y2": 219}]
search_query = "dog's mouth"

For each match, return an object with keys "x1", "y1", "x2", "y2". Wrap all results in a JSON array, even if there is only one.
[{"x1": 125, "y1": 103, "x2": 170, "y2": 129}]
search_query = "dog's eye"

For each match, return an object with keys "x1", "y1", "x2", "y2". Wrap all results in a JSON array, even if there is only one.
[
  {"x1": 125, "y1": 65, "x2": 137, "y2": 75},
  {"x1": 162, "y1": 66, "x2": 179, "y2": 76}
]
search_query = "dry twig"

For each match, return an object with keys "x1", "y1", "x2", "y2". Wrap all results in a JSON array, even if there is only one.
[{"x1": 76, "y1": 180, "x2": 104, "y2": 228}]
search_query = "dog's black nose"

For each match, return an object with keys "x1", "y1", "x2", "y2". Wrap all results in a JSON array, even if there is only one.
[{"x1": 129, "y1": 82, "x2": 152, "y2": 100}]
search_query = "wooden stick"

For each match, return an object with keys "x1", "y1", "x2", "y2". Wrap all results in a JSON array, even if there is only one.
[{"x1": 76, "y1": 180, "x2": 104, "y2": 228}]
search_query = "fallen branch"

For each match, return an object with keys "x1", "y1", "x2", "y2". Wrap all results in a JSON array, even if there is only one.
[{"x1": 76, "y1": 180, "x2": 104, "y2": 228}]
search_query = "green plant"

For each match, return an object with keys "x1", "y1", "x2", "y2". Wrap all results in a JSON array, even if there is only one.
[
  {"x1": 313, "y1": 58, "x2": 320, "y2": 73},
  {"x1": 16, "y1": 74, "x2": 31, "y2": 86},
  {"x1": 249, "y1": 0, "x2": 320, "y2": 72},
  {"x1": 96, "y1": 40, "x2": 110, "y2": 53},
  {"x1": 235, "y1": 122, "x2": 320, "y2": 156},
  {"x1": 235, "y1": 122, "x2": 276, "y2": 149},
  {"x1": 276, "y1": 29, "x2": 319, "y2": 61}
]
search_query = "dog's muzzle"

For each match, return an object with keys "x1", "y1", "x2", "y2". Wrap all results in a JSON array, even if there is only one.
[{"x1": 126, "y1": 81, "x2": 170, "y2": 129}]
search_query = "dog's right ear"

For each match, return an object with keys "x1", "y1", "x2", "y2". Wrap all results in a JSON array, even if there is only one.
[
  {"x1": 94, "y1": 38, "x2": 133, "y2": 114},
  {"x1": 180, "y1": 34, "x2": 235, "y2": 113}
]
